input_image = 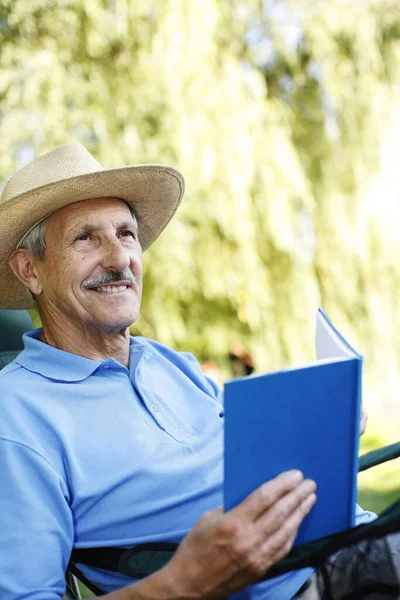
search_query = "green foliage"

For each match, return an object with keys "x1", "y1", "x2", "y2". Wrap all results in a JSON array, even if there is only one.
[
  {"x1": 359, "y1": 430, "x2": 400, "y2": 514},
  {"x1": 1, "y1": 2, "x2": 400, "y2": 483}
]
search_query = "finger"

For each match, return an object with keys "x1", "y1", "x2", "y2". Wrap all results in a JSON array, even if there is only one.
[
  {"x1": 256, "y1": 478, "x2": 317, "y2": 535},
  {"x1": 261, "y1": 492, "x2": 317, "y2": 559},
  {"x1": 360, "y1": 408, "x2": 368, "y2": 436},
  {"x1": 223, "y1": 494, "x2": 317, "y2": 585},
  {"x1": 265, "y1": 529, "x2": 297, "y2": 568},
  {"x1": 232, "y1": 470, "x2": 304, "y2": 521}
]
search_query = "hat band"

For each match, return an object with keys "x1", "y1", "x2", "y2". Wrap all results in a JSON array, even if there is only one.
[{"x1": 16, "y1": 213, "x2": 53, "y2": 249}]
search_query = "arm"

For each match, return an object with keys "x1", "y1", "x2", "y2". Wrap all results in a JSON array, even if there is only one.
[
  {"x1": 0, "y1": 439, "x2": 74, "y2": 600},
  {"x1": 0, "y1": 439, "x2": 315, "y2": 600},
  {"x1": 102, "y1": 471, "x2": 316, "y2": 600}
]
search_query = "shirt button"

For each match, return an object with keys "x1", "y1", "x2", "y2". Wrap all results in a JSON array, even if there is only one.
[{"x1": 150, "y1": 404, "x2": 159, "y2": 412}]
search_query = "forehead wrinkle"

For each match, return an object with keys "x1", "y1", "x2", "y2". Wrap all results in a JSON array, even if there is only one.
[
  {"x1": 47, "y1": 200, "x2": 138, "y2": 244},
  {"x1": 65, "y1": 216, "x2": 138, "y2": 240}
]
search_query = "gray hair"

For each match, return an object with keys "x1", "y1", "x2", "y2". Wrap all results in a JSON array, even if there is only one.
[
  {"x1": 18, "y1": 200, "x2": 138, "y2": 261},
  {"x1": 18, "y1": 217, "x2": 48, "y2": 260}
]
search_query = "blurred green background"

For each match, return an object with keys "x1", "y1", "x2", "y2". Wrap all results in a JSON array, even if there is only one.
[{"x1": 1, "y1": 0, "x2": 400, "y2": 532}]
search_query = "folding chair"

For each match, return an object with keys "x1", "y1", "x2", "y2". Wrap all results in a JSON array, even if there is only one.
[
  {"x1": 0, "y1": 308, "x2": 34, "y2": 368},
  {"x1": 65, "y1": 570, "x2": 82, "y2": 599}
]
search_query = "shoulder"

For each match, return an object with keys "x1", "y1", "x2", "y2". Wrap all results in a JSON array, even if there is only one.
[
  {"x1": 0, "y1": 357, "x2": 58, "y2": 449},
  {"x1": 0, "y1": 360, "x2": 24, "y2": 385},
  {"x1": 0, "y1": 354, "x2": 44, "y2": 391},
  {"x1": 132, "y1": 336, "x2": 223, "y2": 401},
  {"x1": 135, "y1": 336, "x2": 199, "y2": 365}
]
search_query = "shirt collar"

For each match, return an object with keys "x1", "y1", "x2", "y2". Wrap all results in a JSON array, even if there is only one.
[{"x1": 15, "y1": 329, "x2": 148, "y2": 382}]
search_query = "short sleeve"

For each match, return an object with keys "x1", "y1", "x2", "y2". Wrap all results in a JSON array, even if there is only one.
[
  {"x1": 178, "y1": 350, "x2": 224, "y2": 404},
  {"x1": 0, "y1": 438, "x2": 74, "y2": 599}
]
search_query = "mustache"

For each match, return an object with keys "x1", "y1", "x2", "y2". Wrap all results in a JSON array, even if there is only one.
[{"x1": 82, "y1": 268, "x2": 137, "y2": 289}]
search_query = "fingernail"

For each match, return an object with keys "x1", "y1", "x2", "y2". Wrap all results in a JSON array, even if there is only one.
[
  {"x1": 303, "y1": 493, "x2": 317, "y2": 511},
  {"x1": 291, "y1": 470, "x2": 303, "y2": 483},
  {"x1": 305, "y1": 479, "x2": 317, "y2": 492}
]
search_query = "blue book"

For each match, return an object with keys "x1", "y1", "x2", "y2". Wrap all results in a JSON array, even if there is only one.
[{"x1": 224, "y1": 309, "x2": 362, "y2": 545}]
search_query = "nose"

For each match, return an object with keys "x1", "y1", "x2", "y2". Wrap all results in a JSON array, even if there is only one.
[{"x1": 101, "y1": 237, "x2": 131, "y2": 273}]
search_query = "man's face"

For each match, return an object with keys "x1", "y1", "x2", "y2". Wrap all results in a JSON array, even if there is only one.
[{"x1": 32, "y1": 197, "x2": 143, "y2": 333}]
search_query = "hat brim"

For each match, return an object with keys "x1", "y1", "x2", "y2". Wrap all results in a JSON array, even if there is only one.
[{"x1": 0, "y1": 164, "x2": 184, "y2": 309}]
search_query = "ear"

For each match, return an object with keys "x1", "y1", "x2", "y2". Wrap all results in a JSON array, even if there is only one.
[{"x1": 8, "y1": 249, "x2": 43, "y2": 296}]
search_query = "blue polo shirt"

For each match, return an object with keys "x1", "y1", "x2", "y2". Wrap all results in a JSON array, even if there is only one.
[{"x1": 0, "y1": 330, "x2": 373, "y2": 599}]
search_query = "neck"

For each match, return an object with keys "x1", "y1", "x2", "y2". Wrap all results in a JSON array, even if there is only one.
[{"x1": 40, "y1": 319, "x2": 131, "y2": 368}]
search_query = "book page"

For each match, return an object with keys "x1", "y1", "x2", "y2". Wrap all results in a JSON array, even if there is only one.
[{"x1": 316, "y1": 309, "x2": 360, "y2": 361}]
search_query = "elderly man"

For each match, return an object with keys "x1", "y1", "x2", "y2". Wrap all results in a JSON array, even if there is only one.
[{"x1": 0, "y1": 144, "x2": 396, "y2": 600}]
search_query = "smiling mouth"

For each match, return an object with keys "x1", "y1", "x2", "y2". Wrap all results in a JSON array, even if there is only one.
[{"x1": 90, "y1": 284, "x2": 131, "y2": 293}]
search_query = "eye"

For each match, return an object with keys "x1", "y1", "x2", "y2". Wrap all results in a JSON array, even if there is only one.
[
  {"x1": 119, "y1": 230, "x2": 135, "y2": 239},
  {"x1": 76, "y1": 233, "x2": 90, "y2": 242}
]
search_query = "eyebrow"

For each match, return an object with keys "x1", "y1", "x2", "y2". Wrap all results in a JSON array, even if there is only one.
[
  {"x1": 117, "y1": 220, "x2": 139, "y2": 232},
  {"x1": 71, "y1": 219, "x2": 138, "y2": 237}
]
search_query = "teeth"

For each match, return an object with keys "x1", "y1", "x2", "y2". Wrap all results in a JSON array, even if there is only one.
[{"x1": 95, "y1": 285, "x2": 128, "y2": 293}]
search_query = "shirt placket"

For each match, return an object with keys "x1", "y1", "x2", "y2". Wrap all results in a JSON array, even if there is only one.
[{"x1": 130, "y1": 347, "x2": 182, "y2": 442}]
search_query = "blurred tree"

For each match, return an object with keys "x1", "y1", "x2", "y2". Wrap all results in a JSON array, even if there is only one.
[
  {"x1": 1, "y1": 0, "x2": 400, "y2": 429},
  {"x1": 251, "y1": 0, "x2": 400, "y2": 431}
]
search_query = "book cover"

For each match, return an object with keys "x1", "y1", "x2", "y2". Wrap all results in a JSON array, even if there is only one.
[{"x1": 224, "y1": 309, "x2": 362, "y2": 545}]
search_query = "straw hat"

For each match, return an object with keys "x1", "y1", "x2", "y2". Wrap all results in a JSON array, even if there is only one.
[{"x1": 0, "y1": 143, "x2": 185, "y2": 309}]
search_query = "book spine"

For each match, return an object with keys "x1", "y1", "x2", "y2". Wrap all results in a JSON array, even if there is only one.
[{"x1": 351, "y1": 358, "x2": 363, "y2": 525}]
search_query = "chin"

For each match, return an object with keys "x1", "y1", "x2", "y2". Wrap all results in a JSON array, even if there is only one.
[{"x1": 90, "y1": 308, "x2": 140, "y2": 332}]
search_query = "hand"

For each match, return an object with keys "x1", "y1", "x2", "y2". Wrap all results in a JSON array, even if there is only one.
[
  {"x1": 360, "y1": 408, "x2": 368, "y2": 436},
  {"x1": 161, "y1": 471, "x2": 317, "y2": 600}
]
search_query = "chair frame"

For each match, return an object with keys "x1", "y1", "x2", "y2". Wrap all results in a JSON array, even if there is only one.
[
  {"x1": 64, "y1": 570, "x2": 82, "y2": 600},
  {"x1": 65, "y1": 571, "x2": 82, "y2": 599}
]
